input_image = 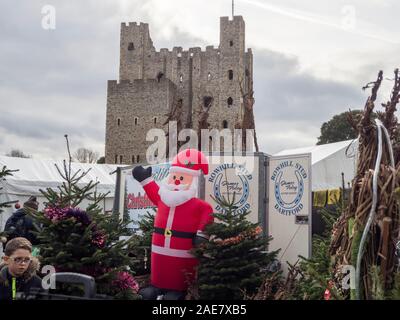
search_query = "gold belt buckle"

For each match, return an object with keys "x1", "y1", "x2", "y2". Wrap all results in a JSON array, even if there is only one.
[{"x1": 164, "y1": 228, "x2": 172, "y2": 238}]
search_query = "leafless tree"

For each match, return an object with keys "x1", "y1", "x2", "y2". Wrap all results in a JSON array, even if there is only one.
[
  {"x1": 73, "y1": 148, "x2": 99, "y2": 163},
  {"x1": 6, "y1": 149, "x2": 31, "y2": 158}
]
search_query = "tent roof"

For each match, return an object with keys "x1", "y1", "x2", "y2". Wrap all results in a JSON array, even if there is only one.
[
  {"x1": 274, "y1": 140, "x2": 358, "y2": 191},
  {"x1": 274, "y1": 139, "x2": 357, "y2": 165},
  {"x1": 0, "y1": 156, "x2": 121, "y2": 197}
]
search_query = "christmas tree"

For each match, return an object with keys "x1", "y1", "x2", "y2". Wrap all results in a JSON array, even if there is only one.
[
  {"x1": 26, "y1": 136, "x2": 140, "y2": 299},
  {"x1": 128, "y1": 210, "x2": 154, "y2": 277},
  {"x1": 191, "y1": 192, "x2": 279, "y2": 300},
  {"x1": 279, "y1": 203, "x2": 343, "y2": 300},
  {"x1": 0, "y1": 166, "x2": 18, "y2": 242}
]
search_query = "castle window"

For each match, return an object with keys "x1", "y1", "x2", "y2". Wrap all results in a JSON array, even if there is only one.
[
  {"x1": 227, "y1": 97, "x2": 233, "y2": 107},
  {"x1": 228, "y1": 70, "x2": 233, "y2": 80},
  {"x1": 132, "y1": 155, "x2": 135, "y2": 163},
  {"x1": 128, "y1": 42, "x2": 135, "y2": 51},
  {"x1": 137, "y1": 155, "x2": 140, "y2": 163},
  {"x1": 179, "y1": 74, "x2": 183, "y2": 83},
  {"x1": 156, "y1": 72, "x2": 164, "y2": 82},
  {"x1": 203, "y1": 96, "x2": 213, "y2": 109},
  {"x1": 115, "y1": 155, "x2": 118, "y2": 164},
  {"x1": 154, "y1": 117, "x2": 157, "y2": 124},
  {"x1": 134, "y1": 117, "x2": 138, "y2": 125},
  {"x1": 207, "y1": 72, "x2": 211, "y2": 81},
  {"x1": 117, "y1": 118, "x2": 121, "y2": 126},
  {"x1": 229, "y1": 40, "x2": 234, "y2": 47},
  {"x1": 245, "y1": 68, "x2": 250, "y2": 77},
  {"x1": 119, "y1": 155, "x2": 123, "y2": 164},
  {"x1": 222, "y1": 120, "x2": 228, "y2": 129}
]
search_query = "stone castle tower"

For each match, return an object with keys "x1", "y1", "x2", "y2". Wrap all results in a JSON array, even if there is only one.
[{"x1": 105, "y1": 16, "x2": 253, "y2": 164}]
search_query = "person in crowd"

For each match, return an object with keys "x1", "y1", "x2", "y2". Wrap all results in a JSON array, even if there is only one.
[
  {"x1": 0, "y1": 237, "x2": 42, "y2": 300},
  {"x1": 3, "y1": 196, "x2": 40, "y2": 248}
]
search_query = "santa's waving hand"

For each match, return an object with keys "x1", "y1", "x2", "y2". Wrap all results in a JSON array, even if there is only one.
[{"x1": 132, "y1": 149, "x2": 214, "y2": 300}]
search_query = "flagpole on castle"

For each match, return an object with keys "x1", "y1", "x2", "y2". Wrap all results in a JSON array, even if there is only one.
[{"x1": 232, "y1": 0, "x2": 235, "y2": 18}]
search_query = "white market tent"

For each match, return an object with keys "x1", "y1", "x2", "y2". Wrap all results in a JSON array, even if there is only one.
[
  {"x1": 0, "y1": 156, "x2": 121, "y2": 234},
  {"x1": 274, "y1": 139, "x2": 358, "y2": 191}
]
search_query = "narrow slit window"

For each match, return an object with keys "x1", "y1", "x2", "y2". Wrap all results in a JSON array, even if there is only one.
[
  {"x1": 137, "y1": 155, "x2": 140, "y2": 163},
  {"x1": 128, "y1": 42, "x2": 134, "y2": 51},
  {"x1": 117, "y1": 118, "x2": 121, "y2": 126},
  {"x1": 222, "y1": 120, "x2": 228, "y2": 129},
  {"x1": 134, "y1": 117, "x2": 138, "y2": 125},
  {"x1": 227, "y1": 97, "x2": 233, "y2": 107},
  {"x1": 228, "y1": 70, "x2": 233, "y2": 80},
  {"x1": 119, "y1": 155, "x2": 123, "y2": 164}
]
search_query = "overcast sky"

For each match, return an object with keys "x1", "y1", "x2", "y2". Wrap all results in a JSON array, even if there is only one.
[{"x1": 0, "y1": 0, "x2": 399, "y2": 160}]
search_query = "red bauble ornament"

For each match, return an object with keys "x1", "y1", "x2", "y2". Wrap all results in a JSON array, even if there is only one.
[{"x1": 324, "y1": 288, "x2": 331, "y2": 300}]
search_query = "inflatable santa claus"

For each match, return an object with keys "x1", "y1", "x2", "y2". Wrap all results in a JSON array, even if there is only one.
[{"x1": 132, "y1": 148, "x2": 213, "y2": 300}]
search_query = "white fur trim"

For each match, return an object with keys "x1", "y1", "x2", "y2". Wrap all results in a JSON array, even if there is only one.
[
  {"x1": 140, "y1": 177, "x2": 153, "y2": 186},
  {"x1": 151, "y1": 244, "x2": 194, "y2": 258},
  {"x1": 164, "y1": 207, "x2": 176, "y2": 248},
  {"x1": 169, "y1": 166, "x2": 201, "y2": 176},
  {"x1": 196, "y1": 230, "x2": 209, "y2": 239},
  {"x1": 158, "y1": 183, "x2": 196, "y2": 207}
]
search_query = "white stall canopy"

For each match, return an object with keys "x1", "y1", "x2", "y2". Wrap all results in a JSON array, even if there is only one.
[
  {"x1": 274, "y1": 139, "x2": 358, "y2": 191},
  {"x1": 0, "y1": 156, "x2": 120, "y2": 232}
]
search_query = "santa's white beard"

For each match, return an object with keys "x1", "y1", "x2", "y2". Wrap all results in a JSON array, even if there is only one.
[{"x1": 158, "y1": 178, "x2": 198, "y2": 207}]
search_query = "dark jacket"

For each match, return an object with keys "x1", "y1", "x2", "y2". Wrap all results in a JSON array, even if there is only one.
[
  {"x1": 0, "y1": 259, "x2": 42, "y2": 300},
  {"x1": 3, "y1": 208, "x2": 39, "y2": 246}
]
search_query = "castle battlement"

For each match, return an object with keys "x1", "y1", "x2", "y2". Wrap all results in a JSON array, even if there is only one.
[
  {"x1": 121, "y1": 22, "x2": 149, "y2": 28},
  {"x1": 220, "y1": 15, "x2": 245, "y2": 23}
]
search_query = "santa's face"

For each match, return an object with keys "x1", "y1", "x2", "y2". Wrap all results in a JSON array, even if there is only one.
[
  {"x1": 159, "y1": 172, "x2": 197, "y2": 207},
  {"x1": 167, "y1": 173, "x2": 194, "y2": 191}
]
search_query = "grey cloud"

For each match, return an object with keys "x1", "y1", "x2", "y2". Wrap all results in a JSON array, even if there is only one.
[
  {"x1": 251, "y1": 48, "x2": 368, "y2": 153},
  {"x1": 253, "y1": 48, "x2": 365, "y2": 123}
]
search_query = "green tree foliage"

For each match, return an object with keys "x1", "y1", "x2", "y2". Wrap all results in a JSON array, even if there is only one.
[
  {"x1": 128, "y1": 211, "x2": 154, "y2": 276},
  {"x1": 192, "y1": 194, "x2": 279, "y2": 300},
  {"x1": 288, "y1": 205, "x2": 343, "y2": 300},
  {"x1": 25, "y1": 136, "x2": 141, "y2": 299},
  {"x1": 317, "y1": 110, "x2": 367, "y2": 145},
  {"x1": 0, "y1": 166, "x2": 18, "y2": 240}
]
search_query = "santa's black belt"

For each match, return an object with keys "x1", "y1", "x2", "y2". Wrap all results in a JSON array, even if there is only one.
[{"x1": 154, "y1": 227, "x2": 196, "y2": 239}]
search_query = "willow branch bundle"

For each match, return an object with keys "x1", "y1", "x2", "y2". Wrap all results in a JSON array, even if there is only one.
[{"x1": 330, "y1": 69, "x2": 400, "y2": 299}]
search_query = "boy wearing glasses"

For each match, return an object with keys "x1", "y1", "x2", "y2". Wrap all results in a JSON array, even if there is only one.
[{"x1": 0, "y1": 237, "x2": 42, "y2": 300}]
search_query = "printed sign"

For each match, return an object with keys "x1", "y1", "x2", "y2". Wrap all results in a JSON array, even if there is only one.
[
  {"x1": 205, "y1": 156, "x2": 259, "y2": 223},
  {"x1": 121, "y1": 163, "x2": 170, "y2": 232},
  {"x1": 268, "y1": 154, "x2": 312, "y2": 274},
  {"x1": 271, "y1": 159, "x2": 308, "y2": 216}
]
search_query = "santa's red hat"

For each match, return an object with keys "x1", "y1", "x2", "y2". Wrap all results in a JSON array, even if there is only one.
[{"x1": 169, "y1": 149, "x2": 209, "y2": 176}]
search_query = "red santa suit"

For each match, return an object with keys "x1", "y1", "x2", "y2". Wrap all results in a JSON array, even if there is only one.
[{"x1": 140, "y1": 149, "x2": 213, "y2": 291}]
